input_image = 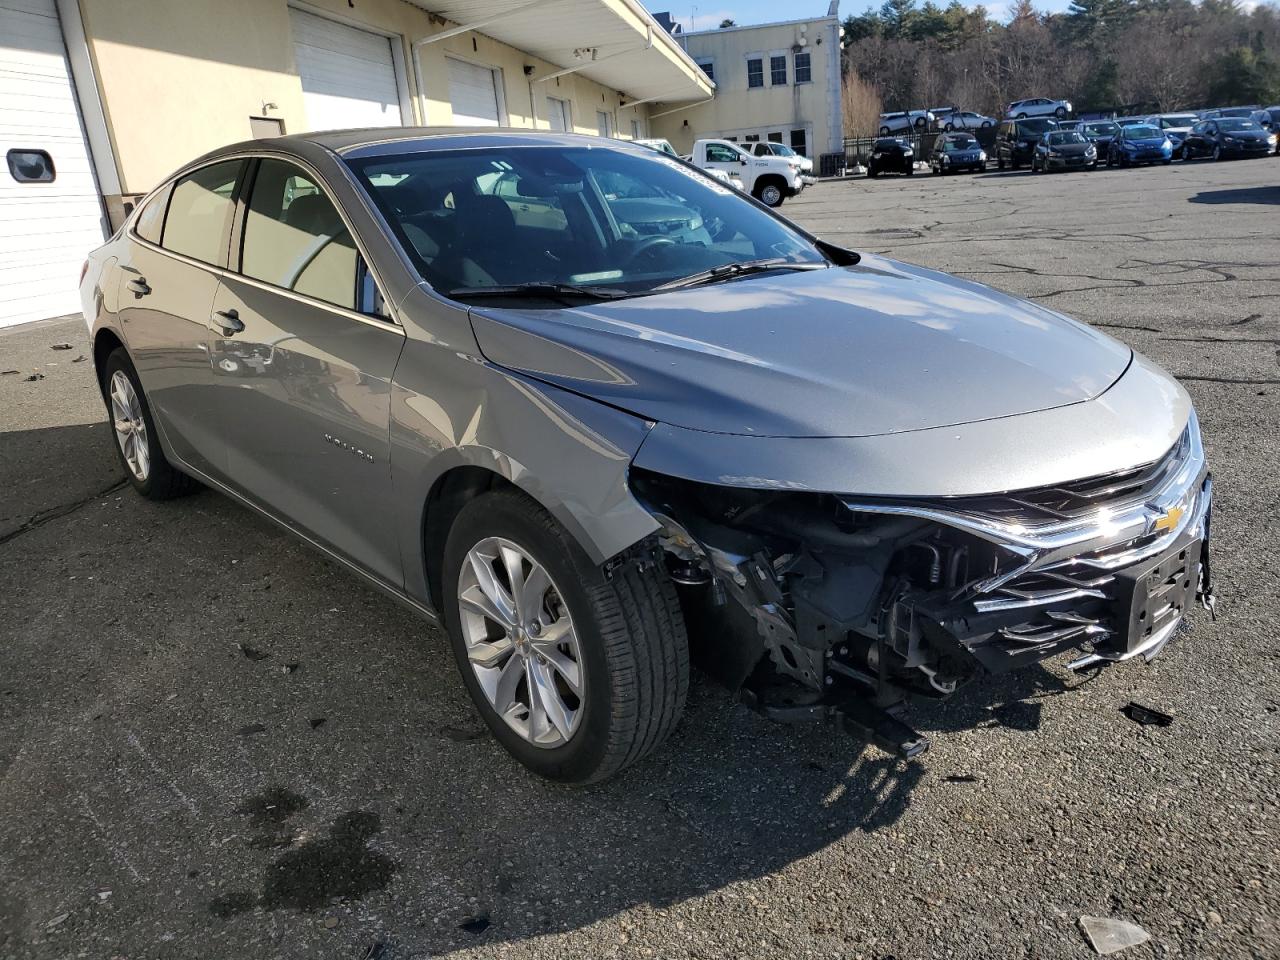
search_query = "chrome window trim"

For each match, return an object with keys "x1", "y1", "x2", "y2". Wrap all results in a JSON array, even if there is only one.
[{"x1": 126, "y1": 150, "x2": 402, "y2": 334}]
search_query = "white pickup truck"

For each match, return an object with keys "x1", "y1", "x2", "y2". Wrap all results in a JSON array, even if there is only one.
[{"x1": 686, "y1": 138, "x2": 805, "y2": 207}]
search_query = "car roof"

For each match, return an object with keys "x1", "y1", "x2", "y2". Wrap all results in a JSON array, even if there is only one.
[{"x1": 199, "y1": 127, "x2": 633, "y2": 163}]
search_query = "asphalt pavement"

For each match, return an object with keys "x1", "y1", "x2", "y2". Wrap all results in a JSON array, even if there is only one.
[{"x1": 1, "y1": 157, "x2": 1277, "y2": 960}]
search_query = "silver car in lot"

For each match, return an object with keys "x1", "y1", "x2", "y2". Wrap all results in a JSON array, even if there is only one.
[
  {"x1": 1007, "y1": 97, "x2": 1072, "y2": 119},
  {"x1": 80, "y1": 129, "x2": 1213, "y2": 783}
]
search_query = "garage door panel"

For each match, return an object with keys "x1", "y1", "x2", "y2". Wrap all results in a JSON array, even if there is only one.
[
  {"x1": 1, "y1": 0, "x2": 106, "y2": 327},
  {"x1": 447, "y1": 57, "x2": 500, "y2": 127},
  {"x1": 289, "y1": 8, "x2": 402, "y2": 131}
]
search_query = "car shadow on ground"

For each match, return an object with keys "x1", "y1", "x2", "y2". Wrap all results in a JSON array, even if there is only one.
[
  {"x1": 0, "y1": 421, "x2": 1090, "y2": 957},
  {"x1": 1189, "y1": 185, "x2": 1280, "y2": 205}
]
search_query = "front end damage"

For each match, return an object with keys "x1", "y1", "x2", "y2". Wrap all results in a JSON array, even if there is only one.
[{"x1": 629, "y1": 417, "x2": 1213, "y2": 758}]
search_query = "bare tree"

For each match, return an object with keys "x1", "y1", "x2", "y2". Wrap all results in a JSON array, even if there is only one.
[{"x1": 842, "y1": 69, "x2": 885, "y2": 137}]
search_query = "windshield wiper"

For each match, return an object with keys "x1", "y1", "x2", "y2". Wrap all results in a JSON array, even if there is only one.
[
  {"x1": 449, "y1": 282, "x2": 632, "y2": 302},
  {"x1": 653, "y1": 258, "x2": 827, "y2": 292}
]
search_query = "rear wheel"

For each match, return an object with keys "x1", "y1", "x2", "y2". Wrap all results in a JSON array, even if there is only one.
[
  {"x1": 1212, "y1": 145, "x2": 1222, "y2": 161},
  {"x1": 441, "y1": 489, "x2": 689, "y2": 784},
  {"x1": 1054, "y1": 106, "x2": 1067, "y2": 118},
  {"x1": 101, "y1": 349, "x2": 199, "y2": 500}
]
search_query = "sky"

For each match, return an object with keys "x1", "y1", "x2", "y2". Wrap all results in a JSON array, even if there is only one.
[{"x1": 645, "y1": 0, "x2": 1130, "y2": 31}]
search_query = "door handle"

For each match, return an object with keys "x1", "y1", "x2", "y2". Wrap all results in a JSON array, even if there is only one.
[
  {"x1": 211, "y1": 308, "x2": 244, "y2": 335},
  {"x1": 126, "y1": 277, "x2": 151, "y2": 297}
]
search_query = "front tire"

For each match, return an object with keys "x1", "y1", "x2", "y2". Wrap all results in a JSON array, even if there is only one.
[
  {"x1": 1212, "y1": 145, "x2": 1222, "y2": 161},
  {"x1": 101, "y1": 348, "x2": 199, "y2": 500},
  {"x1": 441, "y1": 489, "x2": 689, "y2": 784},
  {"x1": 755, "y1": 181, "x2": 784, "y2": 207}
]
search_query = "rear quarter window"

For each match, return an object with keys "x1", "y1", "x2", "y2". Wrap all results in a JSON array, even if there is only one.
[
  {"x1": 133, "y1": 184, "x2": 172, "y2": 245},
  {"x1": 161, "y1": 160, "x2": 244, "y2": 265}
]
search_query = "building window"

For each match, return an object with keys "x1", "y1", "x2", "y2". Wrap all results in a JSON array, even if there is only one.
[
  {"x1": 744, "y1": 134, "x2": 760, "y2": 142},
  {"x1": 794, "y1": 51, "x2": 811, "y2": 83},
  {"x1": 696, "y1": 59, "x2": 714, "y2": 83},
  {"x1": 790, "y1": 129, "x2": 807, "y2": 156},
  {"x1": 631, "y1": 118, "x2": 642, "y2": 139},
  {"x1": 770, "y1": 55, "x2": 787, "y2": 86},
  {"x1": 546, "y1": 97, "x2": 570, "y2": 131},
  {"x1": 6, "y1": 149, "x2": 55, "y2": 183},
  {"x1": 746, "y1": 58, "x2": 763, "y2": 88},
  {"x1": 596, "y1": 111, "x2": 612, "y2": 137}
]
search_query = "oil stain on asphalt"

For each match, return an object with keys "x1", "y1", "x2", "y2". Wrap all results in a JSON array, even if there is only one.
[{"x1": 210, "y1": 788, "x2": 396, "y2": 917}]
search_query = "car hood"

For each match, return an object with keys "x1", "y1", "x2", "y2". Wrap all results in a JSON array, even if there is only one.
[
  {"x1": 468, "y1": 254, "x2": 1133, "y2": 439},
  {"x1": 1050, "y1": 142, "x2": 1092, "y2": 155},
  {"x1": 1125, "y1": 137, "x2": 1168, "y2": 146}
]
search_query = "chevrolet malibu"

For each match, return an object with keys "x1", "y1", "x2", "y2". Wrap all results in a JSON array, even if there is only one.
[{"x1": 81, "y1": 129, "x2": 1213, "y2": 783}]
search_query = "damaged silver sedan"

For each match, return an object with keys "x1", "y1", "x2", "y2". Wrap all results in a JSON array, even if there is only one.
[{"x1": 80, "y1": 129, "x2": 1212, "y2": 783}]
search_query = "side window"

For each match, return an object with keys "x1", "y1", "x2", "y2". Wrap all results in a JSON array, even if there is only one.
[
  {"x1": 746, "y1": 58, "x2": 763, "y2": 89},
  {"x1": 706, "y1": 144, "x2": 740, "y2": 163},
  {"x1": 240, "y1": 159, "x2": 358, "y2": 310},
  {"x1": 162, "y1": 160, "x2": 243, "y2": 265},
  {"x1": 133, "y1": 183, "x2": 172, "y2": 245}
]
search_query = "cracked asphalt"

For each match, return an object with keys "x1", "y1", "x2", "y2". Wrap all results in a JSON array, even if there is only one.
[{"x1": 2, "y1": 159, "x2": 1278, "y2": 960}]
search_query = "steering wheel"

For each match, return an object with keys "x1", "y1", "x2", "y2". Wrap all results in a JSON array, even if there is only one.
[{"x1": 623, "y1": 236, "x2": 677, "y2": 264}]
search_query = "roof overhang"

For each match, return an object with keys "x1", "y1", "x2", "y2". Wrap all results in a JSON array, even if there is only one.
[{"x1": 406, "y1": 0, "x2": 714, "y2": 104}]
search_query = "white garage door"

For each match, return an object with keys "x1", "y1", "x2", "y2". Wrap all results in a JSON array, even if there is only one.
[
  {"x1": 447, "y1": 57, "x2": 501, "y2": 127},
  {"x1": 0, "y1": 0, "x2": 106, "y2": 328},
  {"x1": 289, "y1": 8, "x2": 403, "y2": 132}
]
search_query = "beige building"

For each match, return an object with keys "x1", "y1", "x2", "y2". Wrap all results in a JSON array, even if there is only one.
[
  {"x1": 649, "y1": 4, "x2": 842, "y2": 161},
  {"x1": 0, "y1": 0, "x2": 712, "y2": 326}
]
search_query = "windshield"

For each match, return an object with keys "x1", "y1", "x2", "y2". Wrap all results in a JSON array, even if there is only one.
[
  {"x1": 1160, "y1": 116, "x2": 1197, "y2": 128},
  {"x1": 769, "y1": 143, "x2": 796, "y2": 156},
  {"x1": 1016, "y1": 119, "x2": 1056, "y2": 136},
  {"x1": 1125, "y1": 125, "x2": 1163, "y2": 139},
  {"x1": 942, "y1": 137, "x2": 977, "y2": 151},
  {"x1": 1219, "y1": 118, "x2": 1259, "y2": 131},
  {"x1": 1046, "y1": 131, "x2": 1086, "y2": 145},
  {"x1": 349, "y1": 146, "x2": 826, "y2": 299},
  {"x1": 1082, "y1": 122, "x2": 1118, "y2": 136}
]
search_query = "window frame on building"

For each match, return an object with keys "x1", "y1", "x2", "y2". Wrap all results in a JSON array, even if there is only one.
[
  {"x1": 695, "y1": 58, "x2": 715, "y2": 83},
  {"x1": 794, "y1": 50, "x2": 812, "y2": 84},
  {"x1": 746, "y1": 56, "x2": 763, "y2": 89},
  {"x1": 769, "y1": 53, "x2": 787, "y2": 86}
]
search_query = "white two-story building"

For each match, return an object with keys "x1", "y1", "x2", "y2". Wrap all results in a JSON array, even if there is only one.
[{"x1": 649, "y1": 3, "x2": 842, "y2": 161}]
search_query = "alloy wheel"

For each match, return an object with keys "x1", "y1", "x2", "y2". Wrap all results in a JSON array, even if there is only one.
[
  {"x1": 109, "y1": 370, "x2": 150, "y2": 481},
  {"x1": 760, "y1": 184, "x2": 782, "y2": 206},
  {"x1": 456, "y1": 536, "x2": 584, "y2": 748}
]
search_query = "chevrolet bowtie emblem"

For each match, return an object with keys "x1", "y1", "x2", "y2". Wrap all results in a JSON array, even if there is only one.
[{"x1": 1152, "y1": 505, "x2": 1184, "y2": 533}]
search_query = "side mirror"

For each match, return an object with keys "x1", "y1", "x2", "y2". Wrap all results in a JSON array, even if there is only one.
[{"x1": 740, "y1": 157, "x2": 748, "y2": 166}]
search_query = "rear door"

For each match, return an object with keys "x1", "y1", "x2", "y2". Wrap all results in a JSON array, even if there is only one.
[
  {"x1": 117, "y1": 158, "x2": 246, "y2": 477},
  {"x1": 207, "y1": 156, "x2": 405, "y2": 584}
]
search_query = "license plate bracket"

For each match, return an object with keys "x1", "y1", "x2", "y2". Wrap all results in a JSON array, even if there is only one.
[{"x1": 1112, "y1": 540, "x2": 1201, "y2": 653}]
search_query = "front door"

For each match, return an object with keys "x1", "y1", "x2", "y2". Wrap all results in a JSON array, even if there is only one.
[
  {"x1": 117, "y1": 159, "x2": 246, "y2": 478},
  {"x1": 703, "y1": 142, "x2": 744, "y2": 180},
  {"x1": 208, "y1": 158, "x2": 406, "y2": 584}
]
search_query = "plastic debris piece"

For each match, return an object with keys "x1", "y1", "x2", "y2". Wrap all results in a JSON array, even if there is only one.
[
  {"x1": 73, "y1": 355, "x2": 87, "y2": 363},
  {"x1": 1, "y1": 369, "x2": 18, "y2": 375},
  {"x1": 1120, "y1": 701, "x2": 1174, "y2": 727},
  {"x1": 1079, "y1": 916, "x2": 1151, "y2": 955},
  {"x1": 238, "y1": 723, "x2": 267, "y2": 737},
  {"x1": 361, "y1": 943, "x2": 388, "y2": 960},
  {"x1": 309, "y1": 717, "x2": 327, "y2": 729},
  {"x1": 51, "y1": 342, "x2": 73, "y2": 350},
  {"x1": 942, "y1": 774, "x2": 980, "y2": 783},
  {"x1": 238, "y1": 643, "x2": 270, "y2": 661},
  {"x1": 46, "y1": 912, "x2": 69, "y2": 929},
  {"x1": 283, "y1": 662, "x2": 300, "y2": 674}
]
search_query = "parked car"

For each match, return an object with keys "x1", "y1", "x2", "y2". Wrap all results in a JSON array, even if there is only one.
[
  {"x1": 635, "y1": 138, "x2": 679, "y2": 157},
  {"x1": 1178, "y1": 117, "x2": 1275, "y2": 161},
  {"x1": 929, "y1": 132, "x2": 986, "y2": 173},
  {"x1": 1142, "y1": 113, "x2": 1200, "y2": 146},
  {"x1": 1265, "y1": 106, "x2": 1280, "y2": 152},
  {"x1": 688, "y1": 138, "x2": 803, "y2": 206},
  {"x1": 867, "y1": 137, "x2": 915, "y2": 176},
  {"x1": 995, "y1": 117, "x2": 1058, "y2": 169},
  {"x1": 1106, "y1": 123, "x2": 1173, "y2": 166},
  {"x1": 878, "y1": 110, "x2": 934, "y2": 135},
  {"x1": 749, "y1": 140, "x2": 815, "y2": 179},
  {"x1": 80, "y1": 128, "x2": 1213, "y2": 781},
  {"x1": 1078, "y1": 119, "x2": 1121, "y2": 157},
  {"x1": 1006, "y1": 97, "x2": 1072, "y2": 120},
  {"x1": 1031, "y1": 129, "x2": 1097, "y2": 172},
  {"x1": 1201, "y1": 106, "x2": 1259, "y2": 120},
  {"x1": 931, "y1": 107, "x2": 996, "y2": 131}
]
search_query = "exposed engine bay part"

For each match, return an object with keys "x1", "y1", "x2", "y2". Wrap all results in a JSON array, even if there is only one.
[{"x1": 628, "y1": 416, "x2": 1211, "y2": 755}]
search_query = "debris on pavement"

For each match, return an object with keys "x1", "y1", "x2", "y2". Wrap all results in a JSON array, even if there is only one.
[
  {"x1": 73, "y1": 355, "x2": 87, "y2": 363},
  {"x1": 308, "y1": 717, "x2": 327, "y2": 729},
  {"x1": 360, "y1": 943, "x2": 388, "y2": 960},
  {"x1": 1, "y1": 369, "x2": 18, "y2": 375},
  {"x1": 46, "y1": 912, "x2": 70, "y2": 929},
  {"x1": 238, "y1": 722, "x2": 267, "y2": 737},
  {"x1": 941, "y1": 774, "x2": 980, "y2": 783},
  {"x1": 238, "y1": 643, "x2": 270, "y2": 661},
  {"x1": 24, "y1": 372, "x2": 44, "y2": 381},
  {"x1": 323, "y1": 916, "x2": 339, "y2": 929},
  {"x1": 282, "y1": 662, "x2": 300, "y2": 674},
  {"x1": 1079, "y1": 916, "x2": 1151, "y2": 955},
  {"x1": 1120, "y1": 701, "x2": 1175, "y2": 727},
  {"x1": 51, "y1": 342, "x2": 74, "y2": 350},
  {"x1": 440, "y1": 725, "x2": 488, "y2": 742}
]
